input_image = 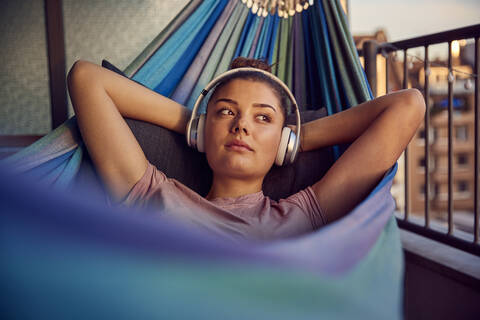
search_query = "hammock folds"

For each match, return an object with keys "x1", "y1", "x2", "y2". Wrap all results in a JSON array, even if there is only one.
[
  {"x1": 1, "y1": 0, "x2": 404, "y2": 318},
  {"x1": 1, "y1": 162, "x2": 401, "y2": 319}
]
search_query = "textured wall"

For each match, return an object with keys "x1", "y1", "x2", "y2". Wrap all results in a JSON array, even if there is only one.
[
  {"x1": 0, "y1": 0, "x2": 190, "y2": 134},
  {"x1": 0, "y1": 0, "x2": 51, "y2": 135},
  {"x1": 63, "y1": 0, "x2": 190, "y2": 117}
]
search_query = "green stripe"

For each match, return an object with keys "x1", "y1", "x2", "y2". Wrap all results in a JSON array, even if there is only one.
[
  {"x1": 330, "y1": 0, "x2": 370, "y2": 102},
  {"x1": 321, "y1": 0, "x2": 357, "y2": 106}
]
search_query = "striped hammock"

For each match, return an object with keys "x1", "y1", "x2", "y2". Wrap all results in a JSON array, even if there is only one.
[{"x1": 0, "y1": 1, "x2": 403, "y2": 318}]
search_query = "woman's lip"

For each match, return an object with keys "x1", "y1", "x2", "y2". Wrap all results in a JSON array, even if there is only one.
[{"x1": 225, "y1": 144, "x2": 253, "y2": 152}]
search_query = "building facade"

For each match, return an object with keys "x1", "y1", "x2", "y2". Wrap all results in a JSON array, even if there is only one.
[{"x1": 408, "y1": 66, "x2": 475, "y2": 217}]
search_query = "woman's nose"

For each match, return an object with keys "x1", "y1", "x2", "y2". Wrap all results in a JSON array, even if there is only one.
[{"x1": 231, "y1": 116, "x2": 248, "y2": 135}]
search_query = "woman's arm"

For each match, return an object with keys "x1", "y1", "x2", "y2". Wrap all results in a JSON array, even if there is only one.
[
  {"x1": 70, "y1": 60, "x2": 192, "y2": 134},
  {"x1": 308, "y1": 89, "x2": 425, "y2": 223},
  {"x1": 300, "y1": 91, "x2": 411, "y2": 151},
  {"x1": 67, "y1": 60, "x2": 191, "y2": 201}
]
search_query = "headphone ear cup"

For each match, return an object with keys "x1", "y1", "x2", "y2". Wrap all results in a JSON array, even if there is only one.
[
  {"x1": 275, "y1": 127, "x2": 292, "y2": 166},
  {"x1": 196, "y1": 114, "x2": 206, "y2": 153}
]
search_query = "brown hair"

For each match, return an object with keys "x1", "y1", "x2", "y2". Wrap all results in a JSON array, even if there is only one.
[
  {"x1": 230, "y1": 56, "x2": 273, "y2": 72},
  {"x1": 207, "y1": 57, "x2": 289, "y2": 123}
]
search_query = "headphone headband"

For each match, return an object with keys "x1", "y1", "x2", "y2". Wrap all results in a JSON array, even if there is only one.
[{"x1": 186, "y1": 67, "x2": 301, "y2": 164}]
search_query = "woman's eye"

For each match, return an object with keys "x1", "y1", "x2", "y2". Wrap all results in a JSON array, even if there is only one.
[
  {"x1": 256, "y1": 114, "x2": 271, "y2": 122},
  {"x1": 218, "y1": 108, "x2": 233, "y2": 116}
]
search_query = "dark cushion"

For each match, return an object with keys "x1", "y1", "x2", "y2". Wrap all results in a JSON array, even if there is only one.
[
  {"x1": 101, "y1": 59, "x2": 149, "y2": 89},
  {"x1": 129, "y1": 108, "x2": 334, "y2": 200},
  {"x1": 75, "y1": 109, "x2": 334, "y2": 201},
  {"x1": 75, "y1": 61, "x2": 335, "y2": 201},
  {"x1": 101, "y1": 59, "x2": 126, "y2": 76}
]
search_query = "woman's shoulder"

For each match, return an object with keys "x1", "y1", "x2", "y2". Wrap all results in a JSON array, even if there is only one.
[
  {"x1": 270, "y1": 186, "x2": 328, "y2": 228},
  {"x1": 120, "y1": 161, "x2": 209, "y2": 207},
  {"x1": 119, "y1": 161, "x2": 169, "y2": 205}
]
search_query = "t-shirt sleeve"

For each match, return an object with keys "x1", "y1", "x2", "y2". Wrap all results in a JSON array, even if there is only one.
[
  {"x1": 120, "y1": 161, "x2": 168, "y2": 207},
  {"x1": 279, "y1": 186, "x2": 328, "y2": 229}
]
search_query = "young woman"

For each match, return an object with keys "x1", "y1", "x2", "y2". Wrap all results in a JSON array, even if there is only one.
[{"x1": 67, "y1": 57, "x2": 425, "y2": 240}]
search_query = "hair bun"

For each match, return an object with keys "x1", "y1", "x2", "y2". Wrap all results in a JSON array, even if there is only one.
[{"x1": 229, "y1": 56, "x2": 272, "y2": 73}]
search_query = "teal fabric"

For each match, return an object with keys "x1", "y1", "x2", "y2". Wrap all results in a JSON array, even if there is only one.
[
  {"x1": 213, "y1": 3, "x2": 249, "y2": 76},
  {"x1": 2, "y1": 118, "x2": 83, "y2": 189},
  {"x1": 1, "y1": 1, "x2": 403, "y2": 318},
  {"x1": 153, "y1": 0, "x2": 229, "y2": 97},
  {"x1": 320, "y1": 0, "x2": 356, "y2": 108},
  {"x1": 308, "y1": 7, "x2": 333, "y2": 114},
  {"x1": 183, "y1": 1, "x2": 247, "y2": 110},
  {"x1": 330, "y1": 0, "x2": 370, "y2": 102},
  {"x1": 213, "y1": 4, "x2": 249, "y2": 77},
  {"x1": 315, "y1": 3, "x2": 343, "y2": 113},
  {"x1": 1, "y1": 162, "x2": 402, "y2": 319},
  {"x1": 276, "y1": 16, "x2": 289, "y2": 82},
  {"x1": 248, "y1": 16, "x2": 264, "y2": 58},
  {"x1": 170, "y1": 0, "x2": 238, "y2": 105},
  {"x1": 240, "y1": 13, "x2": 261, "y2": 58},
  {"x1": 267, "y1": 14, "x2": 280, "y2": 65},
  {"x1": 254, "y1": 13, "x2": 271, "y2": 60},
  {"x1": 253, "y1": 14, "x2": 268, "y2": 59},
  {"x1": 301, "y1": 11, "x2": 320, "y2": 110},
  {"x1": 271, "y1": 16, "x2": 281, "y2": 75},
  {"x1": 292, "y1": 13, "x2": 307, "y2": 109},
  {"x1": 132, "y1": 0, "x2": 228, "y2": 96},
  {"x1": 233, "y1": 10, "x2": 254, "y2": 59}
]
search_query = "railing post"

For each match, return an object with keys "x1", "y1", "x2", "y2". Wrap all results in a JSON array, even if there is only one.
[
  {"x1": 447, "y1": 41, "x2": 454, "y2": 235},
  {"x1": 363, "y1": 40, "x2": 378, "y2": 97},
  {"x1": 424, "y1": 45, "x2": 430, "y2": 228},
  {"x1": 404, "y1": 49, "x2": 410, "y2": 220},
  {"x1": 475, "y1": 36, "x2": 479, "y2": 244}
]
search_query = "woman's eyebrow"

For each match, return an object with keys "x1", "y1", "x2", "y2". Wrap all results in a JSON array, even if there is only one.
[{"x1": 214, "y1": 98, "x2": 276, "y2": 112}]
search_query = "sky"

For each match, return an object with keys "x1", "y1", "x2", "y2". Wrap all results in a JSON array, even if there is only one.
[{"x1": 348, "y1": 0, "x2": 480, "y2": 59}]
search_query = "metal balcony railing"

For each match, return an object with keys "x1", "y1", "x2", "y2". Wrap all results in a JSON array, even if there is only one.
[{"x1": 359, "y1": 24, "x2": 480, "y2": 256}]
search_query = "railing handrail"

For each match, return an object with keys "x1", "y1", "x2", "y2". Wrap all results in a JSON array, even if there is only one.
[
  {"x1": 357, "y1": 24, "x2": 480, "y2": 56},
  {"x1": 382, "y1": 24, "x2": 480, "y2": 52}
]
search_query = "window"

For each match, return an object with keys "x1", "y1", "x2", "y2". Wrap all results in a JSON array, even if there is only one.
[
  {"x1": 417, "y1": 156, "x2": 435, "y2": 171},
  {"x1": 455, "y1": 125, "x2": 468, "y2": 141},
  {"x1": 417, "y1": 128, "x2": 435, "y2": 144},
  {"x1": 419, "y1": 157, "x2": 426, "y2": 168},
  {"x1": 457, "y1": 181, "x2": 469, "y2": 192},
  {"x1": 457, "y1": 153, "x2": 468, "y2": 166},
  {"x1": 419, "y1": 184, "x2": 425, "y2": 195},
  {"x1": 419, "y1": 183, "x2": 436, "y2": 199},
  {"x1": 418, "y1": 129, "x2": 425, "y2": 140}
]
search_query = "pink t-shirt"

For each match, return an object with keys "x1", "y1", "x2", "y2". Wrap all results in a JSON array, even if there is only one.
[{"x1": 121, "y1": 161, "x2": 327, "y2": 241}]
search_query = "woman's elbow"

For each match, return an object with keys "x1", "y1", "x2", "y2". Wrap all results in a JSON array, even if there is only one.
[
  {"x1": 67, "y1": 60, "x2": 99, "y2": 112},
  {"x1": 67, "y1": 60, "x2": 96, "y2": 89},
  {"x1": 392, "y1": 88, "x2": 426, "y2": 132},
  {"x1": 403, "y1": 88, "x2": 426, "y2": 124}
]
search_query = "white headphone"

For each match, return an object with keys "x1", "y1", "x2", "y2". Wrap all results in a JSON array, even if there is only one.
[{"x1": 186, "y1": 67, "x2": 301, "y2": 166}]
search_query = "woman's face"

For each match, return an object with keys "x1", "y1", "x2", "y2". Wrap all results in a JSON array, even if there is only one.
[{"x1": 204, "y1": 78, "x2": 285, "y2": 181}]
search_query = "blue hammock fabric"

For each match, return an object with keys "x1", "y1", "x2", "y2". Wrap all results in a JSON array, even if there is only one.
[
  {"x1": 0, "y1": 161, "x2": 402, "y2": 319},
  {"x1": 1, "y1": 0, "x2": 404, "y2": 318}
]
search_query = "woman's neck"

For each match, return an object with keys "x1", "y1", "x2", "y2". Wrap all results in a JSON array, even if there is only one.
[{"x1": 206, "y1": 175, "x2": 263, "y2": 200}]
